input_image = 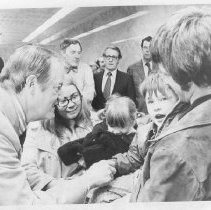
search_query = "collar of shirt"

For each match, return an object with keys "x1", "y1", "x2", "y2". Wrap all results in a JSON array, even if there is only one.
[{"x1": 102, "y1": 68, "x2": 118, "y2": 93}]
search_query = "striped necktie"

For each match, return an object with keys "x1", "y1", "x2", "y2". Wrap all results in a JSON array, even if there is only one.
[
  {"x1": 145, "y1": 62, "x2": 152, "y2": 76},
  {"x1": 103, "y1": 71, "x2": 112, "y2": 99}
]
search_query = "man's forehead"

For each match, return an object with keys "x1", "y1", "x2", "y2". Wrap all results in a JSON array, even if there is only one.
[
  {"x1": 66, "y1": 43, "x2": 81, "y2": 51},
  {"x1": 105, "y1": 49, "x2": 118, "y2": 55},
  {"x1": 143, "y1": 40, "x2": 151, "y2": 47}
]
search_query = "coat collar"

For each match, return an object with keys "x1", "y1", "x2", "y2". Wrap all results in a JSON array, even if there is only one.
[
  {"x1": 152, "y1": 95, "x2": 211, "y2": 142},
  {"x1": 0, "y1": 88, "x2": 27, "y2": 137}
]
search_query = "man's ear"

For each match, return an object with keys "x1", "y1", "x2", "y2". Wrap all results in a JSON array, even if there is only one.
[{"x1": 25, "y1": 75, "x2": 38, "y2": 89}]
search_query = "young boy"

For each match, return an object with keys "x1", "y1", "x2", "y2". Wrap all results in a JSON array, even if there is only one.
[
  {"x1": 57, "y1": 95, "x2": 137, "y2": 168},
  {"x1": 90, "y1": 72, "x2": 188, "y2": 203}
]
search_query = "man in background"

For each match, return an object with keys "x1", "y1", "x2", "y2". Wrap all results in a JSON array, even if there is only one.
[
  {"x1": 92, "y1": 46, "x2": 136, "y2": 111},
  {"x1": 60, "y1": 39, "x2": 95, "y2": 105},
  {"x1": 127, "y1": 36, "x2": 156, "y2": 113}
]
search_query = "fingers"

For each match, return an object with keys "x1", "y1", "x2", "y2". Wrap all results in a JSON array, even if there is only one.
[{"x1": 108, "y1": 165, "x2": 116, "y2": 175}]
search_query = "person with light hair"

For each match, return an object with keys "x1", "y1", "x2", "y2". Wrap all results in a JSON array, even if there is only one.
[
  {"x1": 93, "y1": 6, "x2": 211, "y2": 202},
  {"x1": 130, "y1": 6, "x2": 211, "y2": 201},
  {"x1": 58, "y1": 95, "x2": 136, "y2": 169},
  {"x1": 22, "y1": 80, "x2": 93, "y2": 191},
  {"x1": 0, "y1": 44, "x2": 115, "y2": 205},
  {"x1": 60, "y1": 39, "x2": 95, "y2": 105}
]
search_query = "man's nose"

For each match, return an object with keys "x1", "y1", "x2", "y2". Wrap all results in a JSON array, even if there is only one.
[{"x1": 75, "y1": 53, "x2": 81, "y2": 59}]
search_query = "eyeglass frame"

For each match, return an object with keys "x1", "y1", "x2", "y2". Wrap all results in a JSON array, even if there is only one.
[
  {"x1": 104, "y1": 54, "x2": 119, "y2": 60},
  {"x1": 56, "y1": 92, "x2": 82, "y2": 109}
]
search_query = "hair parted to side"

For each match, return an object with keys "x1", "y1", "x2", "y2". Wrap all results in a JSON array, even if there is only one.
[
  {"x1": 105, "y1": 94, "x2": 137, "y2": 131},
  {"x1": 141, "y1": 36, "x2": 152, "y2": 48},
  {"x1": 103, "y1": 46, "x2": 122, "y2": 59},
  {"x1": 41, "y1": 79, "x2": 92, "y2": 139},
  {"x1": 151, "y1": 6, "x2": 211, "y2": 90},
  {"x1": 140, "y1": 72, "x2": 179, "y2": 101},
  {"x1": 0, "y1": 44, "x2": 62, "y2": 93},
  {"x1": 60, "y1": 38, "x2": 82, "y2": 52}
]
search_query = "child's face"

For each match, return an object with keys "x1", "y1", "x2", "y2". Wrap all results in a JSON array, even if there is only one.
[{"x1": 146, "y1": 89, "x2": 178, "y2": 127}]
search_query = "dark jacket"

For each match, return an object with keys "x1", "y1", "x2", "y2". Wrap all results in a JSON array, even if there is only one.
[
  {"x1": 57, "y1": 121, "x2": 135, "y2": 168},
  {"x1": 127, "y1": 60, "x2": 157, "y2": 113},
  {"x1": 129, "y1": 95, "x2": 211, "y2": 201},
  {"x1": 92, "y1": 70, "x2": 136, "y2": 111}
]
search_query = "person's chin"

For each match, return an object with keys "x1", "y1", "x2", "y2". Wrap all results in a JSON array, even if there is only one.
[
  {"x1": 155, "y1": 119, "x2": 164, "y2": 127},
  {"x1": 66, "y1": 109, "x2": 79, "y2": 119}
]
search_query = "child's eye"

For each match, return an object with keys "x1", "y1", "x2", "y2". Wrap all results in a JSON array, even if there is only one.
[{"x1": 147, "y1": 100, "x2": 154, "y2": 104}]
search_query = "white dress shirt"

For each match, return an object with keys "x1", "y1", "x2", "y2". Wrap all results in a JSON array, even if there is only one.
[
  {"x1": 101, "y1": 69, "x2": 117, "y2": 95},
  {"x1": 65, "y1": 62, "x2": 95, "y2": 102}
]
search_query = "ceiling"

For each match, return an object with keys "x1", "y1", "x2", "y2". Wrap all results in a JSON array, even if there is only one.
[
  {"x1": 0, "y1": 6, "x2": 145, "y2": 48},
  {"x1": 0, "y1": 3, "x2": 209, "y2": 64}
]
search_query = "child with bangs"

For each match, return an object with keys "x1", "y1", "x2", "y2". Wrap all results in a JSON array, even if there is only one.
[{"x1": 89, "y1": 72, "x2": 186, "y2": 203}]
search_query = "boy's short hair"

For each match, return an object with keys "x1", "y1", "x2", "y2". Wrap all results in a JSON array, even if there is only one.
[
  {"x1": 105, "y1": 95, "x2": 136, "y2": 130},
  {"x1": 140, "y1": 73, "x2": 178, "y2": 100},
  {"x1": 151, "y1": 7, "x2": 211, "y2": 90}
]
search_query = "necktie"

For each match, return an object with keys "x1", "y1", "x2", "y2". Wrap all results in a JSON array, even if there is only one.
[
  {"x1": 145, "y1": 62, "x2": 152, "y2": 76},
  {"x1": 65, "y1": 64, "x2": 78, "y2": 73},
  {"x1": 103, "y1": 72, "x2": 112, "y2": 100}
]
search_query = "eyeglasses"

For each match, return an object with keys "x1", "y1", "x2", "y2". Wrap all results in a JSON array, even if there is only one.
[
  {"x1": 104, "y1": 55, "x2": 118, "y2": 60},
  {"x1": 57, "y1": 93, "x2": 81, "y2": 108}
]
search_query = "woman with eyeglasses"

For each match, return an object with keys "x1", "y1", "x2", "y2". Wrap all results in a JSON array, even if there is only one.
[{"x1": 21, "y1": 80, "x2": 93, "y2": 191}]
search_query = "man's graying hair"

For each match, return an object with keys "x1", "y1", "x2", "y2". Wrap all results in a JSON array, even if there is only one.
[{"x1": 0, "y1": 45, "x2": 62, "y2": 93}]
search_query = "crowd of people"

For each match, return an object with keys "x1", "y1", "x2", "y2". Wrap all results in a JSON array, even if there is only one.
[{"x1": 0, "y1": 6, "x2": 211, "y2": 205}]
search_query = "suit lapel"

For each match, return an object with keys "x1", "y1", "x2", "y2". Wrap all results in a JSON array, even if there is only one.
[
  {"x1": 96, "y1": 71, "x2": 104, "y2": 93},
  {"x1": 137, "y1": 60, "x2": 145, "y2": 82},
  {"x1": 112, "y1": 70, "x2": 121, "y2": 93}
]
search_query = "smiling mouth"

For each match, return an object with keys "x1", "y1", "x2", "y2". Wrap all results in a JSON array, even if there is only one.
[
  {"x1": 155, "y1": 114, "x2": 166, "y2": 119},
  {"x1": 66, "y1": 107, "x2": 78, "y2": 112}
]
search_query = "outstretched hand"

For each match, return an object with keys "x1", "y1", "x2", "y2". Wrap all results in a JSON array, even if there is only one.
[{"x1": 84, "y1": 160, "x2": 116, "y2": 189}]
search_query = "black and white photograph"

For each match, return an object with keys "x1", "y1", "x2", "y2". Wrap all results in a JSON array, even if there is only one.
[{"x1": 0, "y1": 0, "x2": 211, "y2": 209}]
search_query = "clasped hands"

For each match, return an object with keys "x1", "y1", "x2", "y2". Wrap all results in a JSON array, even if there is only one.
[{"x1": 83, "y1": 159, "x2": 117, "y2": 189}]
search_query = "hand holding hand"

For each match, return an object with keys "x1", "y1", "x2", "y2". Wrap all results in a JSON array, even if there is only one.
[{"x1": 83, "y1": 160, "x2": 116, "y2": 189}]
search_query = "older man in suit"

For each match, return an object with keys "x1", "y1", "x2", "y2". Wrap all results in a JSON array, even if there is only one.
[
  {"x1": 127, "y1": 36, "x2": 156, "y2": 113},
  {"x1": 92, "y1": 46, "x2": 136, "y2": 111}
]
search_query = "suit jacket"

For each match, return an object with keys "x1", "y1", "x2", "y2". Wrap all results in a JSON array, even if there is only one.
[
  {"x1": 0, "y1": 88, "x2": 93, "y2": 205},
  {"x1": 127, "y1": 60, "x2": 156, "y2": 113},
  {"x1": 92, "y1": 70, "x2": 136, "y2": 111}
]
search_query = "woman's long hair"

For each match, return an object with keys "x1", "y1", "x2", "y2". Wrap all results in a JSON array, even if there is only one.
[{"x1": 41, "y1": 80, "x2": 92, "y2": 141}]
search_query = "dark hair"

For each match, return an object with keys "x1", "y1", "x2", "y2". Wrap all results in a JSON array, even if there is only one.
[
  {"x1": 96, "y1": 59, "x2": 100, "y2": 67},
  {"x1": 0, "y1": 45, "x2": 62, "y2": 93},
  {"x1": 60, "y1": 38, "x2": 82, "y2": 52},
  {"x1": 0, "y1": 57, "x2": 4, "y2": 73},
  {"x1": 103, "y1": 46, "x2": 122, "y2": 59},
  {"x1": 141, "y1": 36, "x2": 152, "y2": 48},
  {"x1": 151, "y1": 7, "x2": 211, "y2": 90}
]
